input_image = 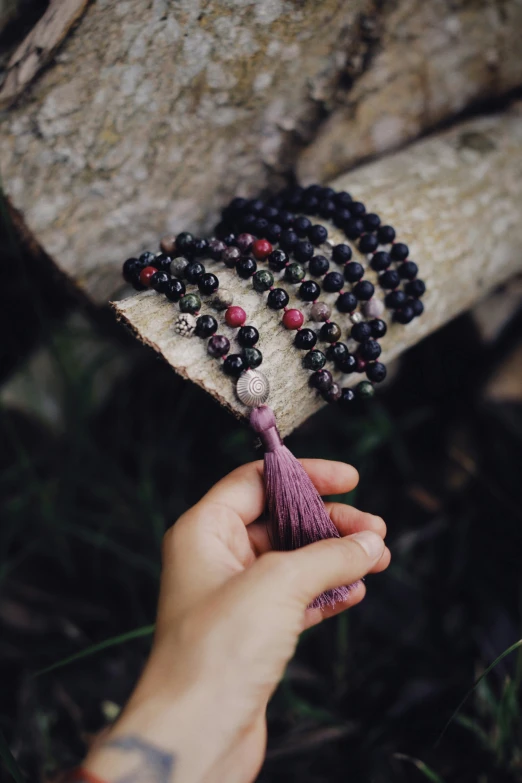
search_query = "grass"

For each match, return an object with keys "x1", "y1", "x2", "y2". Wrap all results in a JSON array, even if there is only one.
[{"x1": 1, "y1": 205, "x2": 522, "y2": 782}]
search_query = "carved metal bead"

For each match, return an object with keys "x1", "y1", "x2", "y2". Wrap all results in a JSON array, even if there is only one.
[
  {"x1": 174, "y1": 313, "x2": 197, "y2": 337},
  {"x1": 210, "y1": 288, "x2": 234, "y2": 311},
  {"x1": 236, "y1": 369, "x2": 270, "y2": 407},
  {"x1": 350, "y1": 312, "x2": 362, "y2": 324}
]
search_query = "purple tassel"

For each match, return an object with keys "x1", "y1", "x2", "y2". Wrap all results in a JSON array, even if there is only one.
[{"x1": 250, "y1": 405, "x2": 351, "y2": 609}]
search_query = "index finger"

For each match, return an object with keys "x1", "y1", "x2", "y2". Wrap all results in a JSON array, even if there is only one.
[{"x1": 190, "y1": 459, "x2": 359, "y2": 526}]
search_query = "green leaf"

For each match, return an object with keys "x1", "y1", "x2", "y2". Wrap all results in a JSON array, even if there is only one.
[
  {"x1": 394, "y1": 753, "x2": 445, "y2": 782},
  {"x1": 436, "y1": 638, "x2": 522, "y2": 746},
  {"x1": 35, "y1": 624, "x2": 155, "y2": 677},
  {"x1": 0, "y1": 729, "x2": 25, "y2": 783}
]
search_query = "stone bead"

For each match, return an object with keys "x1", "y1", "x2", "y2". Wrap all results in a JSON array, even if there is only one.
[
  {"x1": 282, "y1": 309, "x2": 304, "y2": 330},
  {"x1": 223, "y1": 354, "x2": 246, "y2": 377},
  {"x1": 299, "y1": 280, "x2": 321, "y2": 301},
  {"x1": 139, "y1": 265, "x2": 158, "y2": 287},
  {"x1": 242, "y1": 347, "x2": 263, "y2": 369},
  {"x1": 339, "y1": 387, "x2": 356, "y2": 408},
  {"x1": 176, "y1": 232, "x2": 194, "y2": 255},
  {"x1": 160, "y1": 234, "x2": 177, "y2": 255},
  {"x1": 268, "y1": 249, "x2": 288, "y2": 271},
  {"x1": 394, "y1": 305, "x2": 415, "y2": 324},
  {"x1": 138, "y1": 251, "x2": 156, "y2": 266},
  {"x1": 322, "y1": 382, "x2": 342, "y2": 403},
  {"x1": 284, "y1": 263, "x2": 305, "y2": 284},
  {"x1": 337, "y1": 353, "x2": 357, "y2": 374},
  {"x1": 252, "y1": 270, "x2": 274, "y2": 292},
  {"x1": 150, "y1": 270, "x2": 171, "y2": 293},
  {"x1": 170, "y1": 256, "x2": 190, "y2": 278},
  {"x1": 303, "y1": 350, "x2": 326, "y2": 371},
  {"x1": 366, "y1": 362, "x2": 387, "y2": 383},
  {"x1": 208, "y1": 334, "x2": 230, "y2": 357},
  {"x1": 225, "y1": 306, "x2": 247, "y2": 328},
  {"x1": 223, "y1": 246, "x2": 241, "y2": 268},
  {"x1": 154, "y1": 252, "x2": 174, "y2": 272},
  {"x1": 310, "y1": 302, "x2": 331, "y2": 322},
  {"x1": 336, "y1": 292, "x2": 357, "y2": 313},
  {"x1": 370, "y1": 319, "x2": 387, "y2": 338},
  {"x1": 320, "y1": 322, "x2": 342, "y2": 343},
  {"x1": 237, "y1": 257, "x2": 257, "y2": 279},
  {"x1": 252, "y1": 239, "x2": 273, "y2": 260},
  {"x1": 310, "y1": 369, "x2": 333, "y2": 392},
  {"x1": 359, "y1": 339, "x2": 382, "y2": 361},
  {"x1": 294, "y1": 329, "x2": 317, "y2": 350},
  {"x1": 179, "y1": 293, "x2": 201, "y2": 314},
  {"x1": 326, "y1": 342, "x2": 348, "y2": 364},
  {"x1": 267, "y1": 288, "x2": 289, "y2": 310},
  {"x1": 208, "y1": 238, "x2": 227, "y2": 260},
  {"x1": 165, "y1": 278, "x2": 186, "y2": 302},
  {"x1": 195, "y1": 315, "x2": 218, "y2": 338},
  {"x1": 236, "y1": 233, "x2": 255, "y2": 253},
  {"x1": 210, "y1": 288, "x2": 233, "y2": 311},
  {"x1": 174, "y1": 313, "x2": 197, "y2": 337},
  {"x1": 363, "y1": 298, "x2": 385, "y2": 318},
  {"x1": 198, "y1": 273, "x2": 219, "y2": 295},
  {"x1": 237, "y1": 325, "x2": 259, "y2": 347},
  {"x1": 356, "y1": 380, "x2": 375, "y2": 399}
]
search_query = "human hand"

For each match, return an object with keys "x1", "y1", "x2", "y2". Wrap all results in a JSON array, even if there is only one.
[{"x1": 82, "y1": 459, "x2": 390, "y2": 783}]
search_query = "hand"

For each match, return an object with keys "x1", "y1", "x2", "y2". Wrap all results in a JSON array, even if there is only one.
[{"x1": 83, "y1": 459, "x2": 390, "y2": 783}]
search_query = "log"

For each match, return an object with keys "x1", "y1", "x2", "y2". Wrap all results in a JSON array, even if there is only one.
[
  {"x1": 1, "y1": 0, "x2": 522, "y2": 304},
  {"x1": 113, "y1": 109, "x2": 522, "y2": 436}
]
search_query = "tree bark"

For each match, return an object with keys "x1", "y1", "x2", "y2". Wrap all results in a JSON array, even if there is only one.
[
  {"x1": 113, "y1": 108, "x2": 522, "y2": 436},
  {"x1": 1, "y1": 0, "x2": 521, "y2": 304}
]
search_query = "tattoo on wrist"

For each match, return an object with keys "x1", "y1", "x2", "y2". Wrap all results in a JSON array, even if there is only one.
[{"x1": 102, "y1": 735, "x2": 175, "y2": 783}]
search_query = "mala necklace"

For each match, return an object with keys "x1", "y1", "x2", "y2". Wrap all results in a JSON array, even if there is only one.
[{"x1": 120, "y1": 185, "x2": 426, "y2": 608}]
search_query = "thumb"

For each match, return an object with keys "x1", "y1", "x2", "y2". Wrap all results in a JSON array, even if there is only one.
[{"x1": 262, "y1": 531, "x2": 386, "y2": 608}]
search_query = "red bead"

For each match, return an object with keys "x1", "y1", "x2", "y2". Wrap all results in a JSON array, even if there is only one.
[
  {"x1": 139, "y1": 266, "x2": 158, "y2": 286},
  {"x1": 282, "y1": 309, "x2": 304, "y2": 330},
  {"x1": 252, "y1": 239, "x2": 273, "y2": 260},
  {"x1": 225, "y1": 306, "x2": 247, "y2": 328}
]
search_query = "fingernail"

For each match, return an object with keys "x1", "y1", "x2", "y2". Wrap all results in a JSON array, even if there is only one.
[{"x1": 350, "y1": 530, "x2": 384, "y2": 561}]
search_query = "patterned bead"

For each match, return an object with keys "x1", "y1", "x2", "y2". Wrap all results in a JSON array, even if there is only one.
[
  {"x1": 236, "y1": 369, "x2": 270, "y2": 406},
  {"x1": 208, "y1": 335, "x2": 230, "y2": 357},
  {"x1": 252, "y1": 270, "x2": 274, "y2": 292},
  {"x1": 356, "y1": 380, "x2": 375, "y2": 399},
  {"x1": 179, "y1": 293, "x2": 201, "y2": 314},
  {"x1": 310, "y1": 302, "x2": 331, "y2": 322},
  {"x1": 174, "y1": 313, "x2": 197, "y2": 337},
  {"x1": 303, "y1": 350, "x2": 326, "y2": 370},
  {"x1": 285, "y1": 263, "x2": 305, "y2": 284},
  {"x1": 210, "y1": 288, "x2": 233, "y2": 310},
  {"x1": 242, "y1": 347, "x2": 263, "y2": 369}
]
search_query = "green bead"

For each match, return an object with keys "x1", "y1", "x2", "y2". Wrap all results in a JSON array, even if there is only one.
[
  {"x1": 356, "y1": 380, "x2": 375, "y2": 399},
  {"x1": 252, "y1": 269, "x2": 274, "y2": 292},
  {"x1": 303, "y1": 350, "x2": 326, "y2": 371},
  {"x1": 242, "y1": 347, "x2": 263, "y2": 369},
  {"x1": 285, "y1": 262, "x2": 305, "y2": 284},
  {"x1": 179, "y1": 293, "x2": 201, "y2": 314}
]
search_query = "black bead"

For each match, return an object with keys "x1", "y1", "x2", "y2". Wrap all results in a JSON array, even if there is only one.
[
  {"x1": 294, "y1": 216, "x2": 312, "y2": 237},
  {"x1": 267, "y1": 288, "x2": 289, "y2": 310},
  {"x1": 318, "y1": 199, "x2": 336, "y2": 219},
  {"x1": 398, "y1": 261, "x2": 418, "y2": 280},
  {"x1": 326, "y1": 342, "x2": 348, "y2": 363},
  {"x1": 411, "y1": 298, "x2": 424, "y2": 316},
  {"x1": 353, "y1": 280, "x2": 375, "y2": 300},
  {"x1": 237, "y1": 257, "x2": 257, "y2": 279},
  {"x1": 344, "y1": 262, "x2": 364, "y2": 283},
  {"x1": 339, "y1": 387, "x2": 356, "y2": 407},
  {"x1": 195, "y1": 314, "x2": 218, "y2": 338},
  {"x1": 150, "y1": 270, "x2": 171, "y2": 293},
  {"x1": 299, "y1": 280, "x2": 320, "y2": 301},
  {"x1": 241, "y1": 214, "x2": 256, "y2": 231},
  {"x1": 176, "y1": 232, "x2": 194, "y2": 254},
  {"x1": 309, "y1": 255, "x2": 330, "y2": 276},
  {"x1": 371, "y1": 251, "x2": 391, "y2": 272},
  {"x1": 262, "y1": 205, "x2": 279, "y2": 220},
  {"x1": 336, "y1": 292, "x2": 358, "y2": 313},
  {"x1": 193, "y1": 238, "x2": 209, "y2": 256},
  {"x1": 359, "y1": 233, "x2": 379, "y2": 254},
  {"x1": 278, "y1": 210, "x2": 295, "y2": 228},
  {"x1": 363, "y1": 213, "x2": 381, "y2": 232},
  {"x1": 305, "y1": 184, "x2": 322, "y2": 196},
  {"x1": 310, "y1": 369, "x2": 333, "y2": 391},
  {"x1": 322, "y1": 382, "x2": 342, "y2": 403},
  {"x1": 153, "y1": 253, "x2": 173, "y2": 272},
  {"x1": 394, "y1": 305, "x2": 415, "y2": 324},
  {"x1": 370, "y1": 319, "x2": 387, "y2": 338},
  {"x1": 366, "y1": 362, "x2": 387, "y2": 383},
  {"x1": 294, "y1": 328, "x2": 317, "y2": 350},
  {"x1": 198, "y1": 272, "x2": 219, "y2": 294},
  {"x1": 350, "y1": 201, "x2": 366, "y2": 216},
  {"x1": 122, "y1": 257, "x2": 140, "y2": 283},
  {"x1": 248, "y1": 198, "x2": 265, "y2": 215},
  {"x1": 185, "y1": 262, "x2": 205, "y2": 284},
  {"x1": 319, "y1": 186, "x2": 336, "y2": 200},
  {"x1": 380, "y1": 270, "x2": 401, "y2": 290},
  {"x1": 359, "y1": 339, "x2": 381, "y2": 361},
  {"x1": 242, "y1": 347, "x2": 263, "y2": 369},
  {"x1": 333, "y1": 191, "x2": 352, "y2": 207},
  {"x1": 344, "y1": 218, "x2": 364, "y2": 239},
  {"x1": 253, "y1": 218, "x2": 269, "y2": 236},
  {"x1": 279, "y1": 229, "x2": 299, "y2": 251},
  {"x1": 268, "y1": 249, "x2": 288, "y2": 271},
  {"x1": 333, "y1": 208, "x2": 352, "y2": 228},
  {"x1": 208, "y1": 239, "x2": 227, "y2": 260},
  {"x1": 332, "y1": 244, "x2": 353, "y2": 264},
  {"x1": 320, "y1": 321, "x2": 342, "y2": 343},
  {"x1": 308, "y1": 224, "x2": 328, "y2": 246},
  {"x1": 138, "y1": 251, "x2": 156, "y2": 266},
  {"x1": 303, "y1": 350, "x2": 326, "y2": 371},
  {"x1": 323, "y1": 271, "x2": 344, "y2": 292},
  {"x1": 405, "y1": 279, "x2": 426, "y2": 298},
  {"x1": 228, "y1": 197, "x2": 248, "y2": 215},
  {"x1": 337, "y1": 353, "x2": 357, "y2": 374},
  {"x1": 222, "y1": 233, "x2": 236, "y2": 247},
  {"x1": 165, "y1": 278, "x2": 186, "y2": 302},
  {"x1": 351, "y1": 322, "x2": 372, "y2": 342},
  {"x1": 223, "y1": 354, "x2": 246, "y2": 377},
  {"x1": 390, "y1": 242, "x2": 409, "y2": 261},
  {"x1": 301, "y1": 195, "x2": 319, "y2": 214},
  {"x1": 385, "y1": 290, "x2": 407, "y2": 309},
  {"x1": 265, "y1": 223, "x2": 282, "y2": 243},
  {"x1": 238, "y1": 325, "x2": 259, "y2": 347},
  {"x1": 294, "y1": 240, "x2": 314, "y2": 263},
  {"x1": 377, "y1": 225, "x2": 396, "y2": 244}
]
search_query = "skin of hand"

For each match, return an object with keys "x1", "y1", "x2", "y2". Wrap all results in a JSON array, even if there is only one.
[{"x1": 83, "y1": 459, "x2": 390, "y2": 783}]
